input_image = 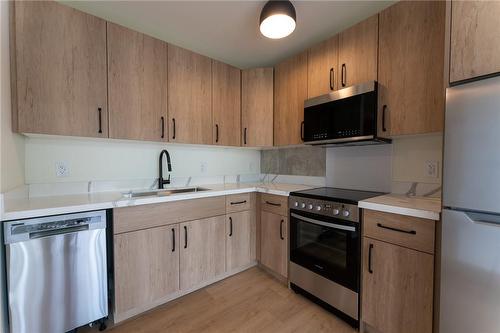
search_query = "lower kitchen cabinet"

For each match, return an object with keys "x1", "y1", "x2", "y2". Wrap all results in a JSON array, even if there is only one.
[
  {"x1": 260, "y1": 210, "x2": 288, "y2": 278},
  {"x1": 226, "y1": 210, "x2": 253, "y2": 271},
  {"x1": 180, "y1": 216, "x2": 226, "y2": 290},
  {"x1": 114, "y1": 224, "x2": 180, "y2": 320}
]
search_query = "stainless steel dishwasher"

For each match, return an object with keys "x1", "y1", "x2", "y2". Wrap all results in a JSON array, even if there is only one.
[{"x1": 4, "y1": 210, "x2": 108, "y2": 333}]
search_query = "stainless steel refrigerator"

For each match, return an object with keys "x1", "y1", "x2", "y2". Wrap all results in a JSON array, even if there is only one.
[{"x1": 441, "y1": 76, "x2": 500, "y2": 333}]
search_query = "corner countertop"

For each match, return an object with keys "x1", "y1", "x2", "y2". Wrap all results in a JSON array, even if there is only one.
[
  {"x1": 359, "y1": 194, "x2": 441, "y2": 220},
  {"x1": 1, "y1": 183, "x2": 313, "y2": 221}
]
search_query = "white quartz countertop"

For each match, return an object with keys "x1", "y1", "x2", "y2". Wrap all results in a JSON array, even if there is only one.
[
  {"x1": 359, "y1": 194, "x2": 441, "y2": 220},
  {"x1": 2, "y1": 183, "x2": 313, "y2": 221}
]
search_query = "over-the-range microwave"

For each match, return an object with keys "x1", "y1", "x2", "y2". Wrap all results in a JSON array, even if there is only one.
[{"x1": 302, "y1": 81, "x2": 391, "y2": 147}]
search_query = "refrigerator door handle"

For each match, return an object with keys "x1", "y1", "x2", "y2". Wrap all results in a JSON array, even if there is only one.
[{"x1": 463, "y1": 211, "x2": 500, "y2": 227}]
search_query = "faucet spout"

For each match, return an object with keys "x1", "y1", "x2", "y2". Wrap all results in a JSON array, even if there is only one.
[{"x1": 159, "y1": 149, "x2": 172, "y2": 189}]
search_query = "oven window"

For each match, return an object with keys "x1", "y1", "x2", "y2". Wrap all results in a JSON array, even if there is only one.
[
  {"x1": 296, "y1": 222, "x2": 347, "y2": 269},
  {"x1": 290, "y1": 211, "x2": 360, "y2": 292}
]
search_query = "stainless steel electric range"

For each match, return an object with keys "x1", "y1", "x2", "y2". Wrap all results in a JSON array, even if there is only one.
[{"x1": 288, "y1": 187, "x2": 383, "y2": 327}]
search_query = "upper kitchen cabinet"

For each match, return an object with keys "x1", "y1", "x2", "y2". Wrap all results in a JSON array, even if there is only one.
[
  {"x1": 450, "y1": 1, "x2": 500, "y2": 83},
  {"x1": 107, "y1": 23, "x2": 168, "y2": 142},
  {"x1": 338, "y1": 14, "x2": 378, "y2": 88},
  {"x1": 212, "y1": 60, "x2": 241, "y2": 146},
  {"x1": 307, "y1": 35, "x2": 339, "y2": 98},
  {"x1": 168, "y1": 45, "x2": 212, "y2": 144},
  {"x1": 241, "y1": 68, "x2": 273, "y2": 147},
  {"x1": 378, "y1": 0, "x2": 446, "y2": 136},
  {"x1": 10, "y1": 1, "x2": 108, "y2": 137},
  {"x1": 274, "y1": 51, "x2": 308, "y2": 146}
]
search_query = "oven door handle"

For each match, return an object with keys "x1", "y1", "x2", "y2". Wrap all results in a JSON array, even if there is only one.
[{"x1": 291, "y1": 213, "x2": 356, "y2": 232}]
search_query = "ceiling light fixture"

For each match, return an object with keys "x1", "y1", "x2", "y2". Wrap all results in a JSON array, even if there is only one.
[{"x1": 259, "y1": 0, "x2": 296, "y2": 39}]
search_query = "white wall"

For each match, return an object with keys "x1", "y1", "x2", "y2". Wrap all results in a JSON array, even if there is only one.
[
  {"x1": 25, "y1": 136, "x2": 260, "y2": 184},
  {"x1": 326, "y1": 134, "x2": 443, "y2": 194}
]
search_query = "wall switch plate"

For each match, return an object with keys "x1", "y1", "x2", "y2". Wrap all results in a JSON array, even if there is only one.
[
  {"x1": 425, "y1": 161, "x2": 439, "y2": 178},
  {"x1": 200, "y1": 162, "x2": 207, "y2": 174},
  {"x1": 55, "y1": 161, "x2": 70, "y2": 177}
]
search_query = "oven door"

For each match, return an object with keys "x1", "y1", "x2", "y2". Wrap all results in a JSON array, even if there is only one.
[{"x1": 290, "y1": 210, "x2": 360, "y2": 292}]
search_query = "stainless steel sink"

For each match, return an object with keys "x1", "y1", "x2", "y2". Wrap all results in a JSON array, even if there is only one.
[{"x1": 122, "y1": 187, "x2": 210, "y2": 198}]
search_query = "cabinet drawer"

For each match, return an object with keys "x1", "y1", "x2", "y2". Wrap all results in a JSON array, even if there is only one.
[
  {"x1": 114, "y1": 196, "x2": 226, "y2": 234},
  {"x1": 226, "y1": 193, "x2": 253, "y2": 213},
  {"x1": 260, "y1": 193, "x2": 288, "y2": 216},
  {"x1": 363, "y1": 209, "x2": 435, "y2": 254}
]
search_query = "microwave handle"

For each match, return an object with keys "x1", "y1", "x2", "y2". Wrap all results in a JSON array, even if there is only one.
[
  {"x1": 300, "y1": 121, "x2": 304, "y2": 141},
  {"x1": 291, "y1": 213, "x2": 356, "y2": 232},
  {"x1": 382, "y1": 105, "x2": 387, "y2": 132}
]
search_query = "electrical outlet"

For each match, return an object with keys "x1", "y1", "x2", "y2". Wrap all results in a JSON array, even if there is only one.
[
  {"x1": 425, "y1": 161, "x2": 439, "y2": 178},
  {"x1": 55, "y1": 161, "x2": 70, "y2": 177},
  {"x1": 200, "y1": 162, "x2": 208, "y2": 174}
]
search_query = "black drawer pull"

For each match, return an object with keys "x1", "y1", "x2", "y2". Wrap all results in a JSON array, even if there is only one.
[
  {"x1": 98, "y1": 107, "x2": 102, "y2": 134},
  {"x1": 376, "y1": 223, "x2": 416, "y2": 235},
  {"x1": 265, "y1": 201, "x2": 281, "y2": 207},
  {"x1": 244, "y1": 127, "x2": 247, "y2": 145},
  {"x1": 368, "y1": 243, "x2": 374, "y2": 274},
  {"x1": 215, "y1": 124, "x2": 219, "y2": 143},
  {"x1": 329, "y1": 67, "x2": 334, "y2": 90},
  {"x1": 172, "y1": 118, "x2": 176, "y2": 140},
  {"x1": 161, "y1": 116, "x2": 165, "y2": 139},
  {"x1": 171, "y1": 228, "x2": 175, "y2": 252},
  {"x1": 341, "y1": 63, "x2": 346, "y2": 87},
  {"x1": 184, "y1": 225, "x2": 187, "y2": 249},
  {"x1": 280, "y1": 219, "x2": 284, "y2": 240},
  {"x1": 230, "y1": 200, "x2": 247, "y2": 205},
  {"x1": 229, "y1": 217, "x2": 233, "y2": 237}
]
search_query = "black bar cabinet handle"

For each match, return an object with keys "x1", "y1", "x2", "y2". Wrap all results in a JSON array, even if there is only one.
[
  {"x1": 98, "y1": 107, "x2": 102, "y2": 134},
  {"x1": 382, "y1": 105, "x2": 387, "y2": 132},
  {"x1": 341, "y1": 63, "x2": 346, "y2": 87},
  {"x1": 171, "y1": 228, "x2": 175, "y2": 252},
  {"x1": 229, "y1": 217, "x2": 233, "y2": 237},
  {"x1": 280, "y1": 219, "x2": 284, "y2": 240},
  {"x1": 377, "y1": 223, "x2": 416, "y2": 235},
  {"x1": 215, "y1": 124, "x2": 219, "y2": 143},
  {"x1": 265, "y1": 201, "x2": 281, "y2": 207},
  {"x1": 161, "y1": 116, "x2": 165, "y2": 139},
  {"x1": 184, "y1": 225, "x2": 187, "y2": 249},
  {"x1": 329, "y1": 67, "x2": 334, "y2": 90},
  {"x1": 172, "y1": 118, "x2": 176, "y2": 140},
  {"x1": 244, "y1": 128, "x2": 247, "y2": 145},
  {"x1": 300, "y1": 121, "x2": 305, "y2": 141},
  {"x1": 230, "y1": 200, "x2": 247, "y2": 205},
  {"x1": 368, "y1": 244, "x2": 374, "y2": 274}
]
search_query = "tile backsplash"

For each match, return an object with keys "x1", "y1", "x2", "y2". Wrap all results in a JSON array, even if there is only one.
[{"x1": 261, "y1": 146, "x2": 326, "y2": 177}]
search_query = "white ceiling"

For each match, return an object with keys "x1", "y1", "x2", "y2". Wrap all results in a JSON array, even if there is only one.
[{"x1": 62, "y1": 1, "x2": 394, "y2": 69}]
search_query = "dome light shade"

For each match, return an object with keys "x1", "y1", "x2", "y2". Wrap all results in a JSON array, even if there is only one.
[{"x1": 260, "y1": 1, "x2": 296, "y2": 39}]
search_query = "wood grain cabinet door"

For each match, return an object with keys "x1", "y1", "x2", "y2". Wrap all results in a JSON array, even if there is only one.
[
  {"x1": 338, "y1": 14, "x2": 378, "y2": 88},
  {"x1": 107, "y1": 23, "x2": 168, "y2": 142},
  {"x1": 378, "y1": 0, "x2": 445, "y2": 137},
  {"x1": 212, "y1": 60, "x2": 241, "y2": 146},
  {"x1": 11, "y1": 1, "x2": 107, "y2": 137},
  {"x1": 260, "y1": 211, "x2": 288, "y2": 278},
  {"x1": 307, "y1": 35, "x2": 339, "y2": 98},
  {"x1": 226, "y1": 211, "x2": 253, "y2": 271},
  {"x1": 450, "y1": 1, "x2": 500, "y2": 83},
  {"x1": 168, "y1": 45, "x2": 212, "y2": 144},
  {"x1": 114, "y1": 225, "x2": 180, "y2": 322},
  {"x1": 362, "y1": 238, "x2": 434, "y2": 333},
  {"x1": 179, "y1": 216, "x2": 226, "y2": 290},
  {"x1": 241, "y1": 68, "x2": 274, "y2": 147},
  {"x1": 274, "y1": 52, "x2": 308, "y2": 146}
]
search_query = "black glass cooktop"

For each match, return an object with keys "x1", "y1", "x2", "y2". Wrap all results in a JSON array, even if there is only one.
[{"x1": 290, "y1": 187, "x2": 385, "y2": 204}]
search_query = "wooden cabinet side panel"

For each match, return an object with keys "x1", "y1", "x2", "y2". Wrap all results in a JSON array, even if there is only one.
[
  {"x1": 338, "y1": 14, "x2": 378, "y2": 87},
  {"x1": 179, "y1": 216, "x2": 226, "y2": 290},
  {"x1": 362, "y1": 238, "x2": 434, "y2": 333},
  {"x1": 274, "y1": 52, "x2": 308, "y2": 146},
  {"x1": 168, "y1": 45, "x2": 212, "y2": 144},
  {"x1": 450, "y1": 1, "x2": 500, "y2": 82},
  {"x1": 13, "y1": 1, "x2": 108, "y2": 137},
  {"x1": 241, "y1": 68, "x2": 274, "y2": 147},
  {"x1": 107, "y1": 23, "x2": 167, "y2": 141},
  {"x1": 307, "y1": 35, "x2": 339, "y2": 98},
  {"x1": 212, "y1": 60, "x2": 241, "y2": 146},
  {"x1": 378, "y1": 0, "x2": 445, "y2": 136},
  {"x1": 114, "y1": 225, "x2": 179, "y2": 317}
]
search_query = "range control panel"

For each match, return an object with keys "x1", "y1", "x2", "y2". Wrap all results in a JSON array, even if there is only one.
[{"x1": 289, "y1": 196, "x2": 359, "y2": 223}]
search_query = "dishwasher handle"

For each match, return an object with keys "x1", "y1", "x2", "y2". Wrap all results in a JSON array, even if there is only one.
[{"x1": 29, "y1": 224, "x2": 90, "y2": 239}]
